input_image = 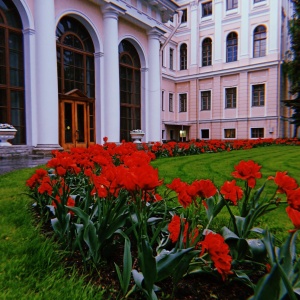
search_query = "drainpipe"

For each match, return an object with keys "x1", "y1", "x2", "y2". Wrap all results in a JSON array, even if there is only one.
[
  {"x1": 159, "y1": 10, "x2": 183, "y2": 142},
  {"x1": 160, "y1": 10, "x2": 183, "y2": 53}
]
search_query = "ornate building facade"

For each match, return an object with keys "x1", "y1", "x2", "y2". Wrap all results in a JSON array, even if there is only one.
[
  {"x1": 161, "y1": 0, "x2": 294, "y2": 141},
  {"x1": 0, "y1": 0, "x2": 295, "y2": 151}
]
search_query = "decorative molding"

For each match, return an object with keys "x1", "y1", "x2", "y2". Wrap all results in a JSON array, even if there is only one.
[
  {"x1": 94, "y1": 52, "x2": 104, "y2": 58},
  {"x1": 22, "y1": 28, "x2": 35, "y2": 35}
]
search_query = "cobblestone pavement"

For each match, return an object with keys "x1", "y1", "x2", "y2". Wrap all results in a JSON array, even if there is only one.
[{"x1": 0, "y1": 156, "x2": 50, "y2": 175}]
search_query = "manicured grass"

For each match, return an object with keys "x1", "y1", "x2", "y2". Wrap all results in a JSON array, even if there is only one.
[
  {"x1": 0, "y1": 168, "x2": 104, "y2": 300},
  {"x1": 0, "y1": 145, "x2": 299, "y2": 299}
]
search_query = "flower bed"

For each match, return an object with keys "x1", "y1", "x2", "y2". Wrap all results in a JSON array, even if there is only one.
[{"x1": 26, "y1": 139, "x2": 300, "y2": 299}]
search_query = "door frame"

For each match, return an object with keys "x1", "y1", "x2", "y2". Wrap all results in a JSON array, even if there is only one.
[{"x1": 59, "y1": 89, "x2": 95, "y2": 150}]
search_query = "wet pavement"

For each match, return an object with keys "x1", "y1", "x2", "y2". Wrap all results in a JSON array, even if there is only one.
[{"x1": 0, "y1": 156, "x2": 50, "y2": 175}]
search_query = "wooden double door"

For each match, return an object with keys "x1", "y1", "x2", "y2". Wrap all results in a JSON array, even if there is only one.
[{"x1": 59, "y1": 91, "x2": 95, "y2": 150}]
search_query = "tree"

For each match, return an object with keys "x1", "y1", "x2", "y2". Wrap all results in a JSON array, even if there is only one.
[{"x1": 284, "y1": 0, "x2": 300, "y2": 137}]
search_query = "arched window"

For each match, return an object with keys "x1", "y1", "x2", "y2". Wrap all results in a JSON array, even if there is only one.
[
  {"x1": 202, "y1": 38, "x2": 212, "y2": 66},
  {"x1": 180, "y1": 43, "x2": 187, "y2": 70},
  {"x1": 226, "y1": 32, "x2": 238, "y2": 62},
  {"x1": 56, "y1": 17, "x2": 95, "y2": 148},
  {"x1": 0, "y1": 0, "x2": 25, "y2": 144},
  {"x1": 119, "y1": 40, "x2": 141, "y2": 142},
  {"x1": 253, "y1": 25, "x2": 266, "y2": 58},
  {"x1": 56, "y1": 17, "x2": 95, "y2": 97}
]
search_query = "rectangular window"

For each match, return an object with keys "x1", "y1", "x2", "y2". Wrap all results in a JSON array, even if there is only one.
[
  {"x1": 252, "y1": 84, "x2": 265, "y2": 106},
  {"x1": 227, "y1": 0, "x2": 238, "y2": 10},
  {"x1": 201, "y1": 129, "x2": 209, "y2": 139},
  {"x1": 202, "y1": 2, "x2": 212, "y2": 17},
  {"x1": 162, "y1": 90, "x2": 165, "y2": 111},
  {"x1": 181, "y1": 9, "x2": 188, "y2": 23},
  {"x1": 169, "y1": 93, "x2": 174, "y2": 112},
  {"x1": 201, "y1": 90, "x2": 211, "y2": 110},
  {"x1": 225, "y1": 87, "x2": 237, "y2": 108},
  {"x1": 169, "y1": 48, "x2": 174, "y2": 70},
  {"x1": 224, "y1": 128, "x2": 236, "y2": 138},
  {"x1": 162, "y1": 130, "x2": 165, "y2": 140},
  {"x1": 251, "y1": 128, "x2": 264, "y2": 138},
  {"x1": 179, "y1": 93, "x2": 187, "y2": 112}
]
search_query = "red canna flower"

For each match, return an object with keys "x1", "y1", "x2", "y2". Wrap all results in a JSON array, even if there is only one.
[
  {"x1": 220, "y1": 180, "x2": 243, "y2": 205},
  {"x1": 286, "y1": 188, "x2": 300, "y2": 211},
  {"x1": 286, "y1": 206, "x2": 300, "y2": 232},
  {"x1": 269, "y1": 171, "x2": 298, "y2": 194},
  {"x1": 231, "y1": 160, "x2": 262, "y2": 188},
  {"x1": 199, "y1": 232, "x2": 233, "y2": 281}
]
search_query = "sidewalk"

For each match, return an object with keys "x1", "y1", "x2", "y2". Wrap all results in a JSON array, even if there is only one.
[{"x1": 0, "y1": 156, "x2": 50, "y2": 175}]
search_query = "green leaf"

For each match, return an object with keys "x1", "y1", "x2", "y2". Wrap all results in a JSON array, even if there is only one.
[
  {"x1": 83, "y1": 222, "x2": 100, "y2": 263},
  {"x1": 247, "y1": 239, "x2": 267, "y2": 261},
  {"x1": 139, "y1": 238, "x2": 157, "y2": 296},
  {"x1": 155, "y1": 248, "x2": 195, "y2": 282},
  {"x1": 221, "y1": 226, "x2": 239, "y2": 241},
  {"x1": 250, "y1": 264, "x2": 281, "y2": 300}
]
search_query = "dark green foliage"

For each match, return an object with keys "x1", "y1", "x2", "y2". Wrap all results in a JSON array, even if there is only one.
[{"x1": 283, "y1": 0, "x2": 300, "y2": 137}]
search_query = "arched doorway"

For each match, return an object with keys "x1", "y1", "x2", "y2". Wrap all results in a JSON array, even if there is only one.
[
  {"x1": 56, "y1": 16, "x2": 95, "y2": 149},
  {"x1": 119, "y1": 40, "x2": 141, "y2": 142},
  {"x1": 0, "y1": 0, "x2": 25, "y2": 144}
]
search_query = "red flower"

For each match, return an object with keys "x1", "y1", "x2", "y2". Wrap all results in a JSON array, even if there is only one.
[
  {"x1": 37, "y1": 177, "x2": 53, "y2": 195},
  {"x1": 269, "y1": 171, "x2": 298, "y2": 194},
  {"x1": 286, "y1": 206, "x2": 300, "y2": 232},
  {"x1": 103, "y1": 136, "x2": 108, "y2": 143},
  {"x1": 286, "y1": 188, "x2": 300, "y2": 211},
  {"x1": 190, "y1": 179, "x2": 217, "y2": 199},
  {"x1": 231, "y1": 160, "x2": 262, "y2": 188},
  {"x1": 168, "y1": 215, "x2": 182, "y2": 243},
  {"x1": 167, "y1": 215, "x2": 199, "y2": 245},
  {"x1": 167, "y1": 178, "x2": 192, "y2": 208},
  {"x1": 220, "y1": 180, "x2": 243, "y2": 205},
  {"x1": 199, "y1": 232, "x2": 233, "y2": 281}
]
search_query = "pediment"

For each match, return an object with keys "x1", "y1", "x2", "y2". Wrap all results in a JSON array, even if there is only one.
[{"x1": 64, "y1": 89, "x2": 87, "y2": 98}]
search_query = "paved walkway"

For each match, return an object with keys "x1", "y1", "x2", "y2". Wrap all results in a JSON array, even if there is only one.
[{"x1": 0, "y1": 156, "x2": 50, "y2": 175}]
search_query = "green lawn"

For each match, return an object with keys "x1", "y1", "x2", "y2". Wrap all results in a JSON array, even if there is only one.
[{"x1": 0, "y1": 145, "x2": 299, "y2": 299}]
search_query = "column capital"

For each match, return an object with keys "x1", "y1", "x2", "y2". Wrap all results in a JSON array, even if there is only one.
[
  {"x1": 190, "y1": 1, "x2": 198, "y2": 10},
  {"x1": 94, "y1": 51, "x2": 104, "y2": 58},
  {"x1": 23, "y1": 28, "x2": 35, "y2": 36},
  {"x1": 102, "y1": 3, "x2": 126, "y2": 19},
  {"x1": 147, "y1": 27, "x2": 166, "y2": 39}
]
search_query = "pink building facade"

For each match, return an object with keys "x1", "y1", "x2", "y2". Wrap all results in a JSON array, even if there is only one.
[
  {"x1": 0, "y1": 0, "x2": 295, "y2": 152},
  {"x1": 161, "y1": 0, "x2": 295, "y2": 141}
]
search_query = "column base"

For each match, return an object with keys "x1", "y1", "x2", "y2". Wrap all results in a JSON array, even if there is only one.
[{"x1": 33, "y1": 144, "x2": 63, "y2": 156}]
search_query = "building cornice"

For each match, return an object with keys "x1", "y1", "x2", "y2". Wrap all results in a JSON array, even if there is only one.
[{"x1": 162, "y1": 60, "x2": 282, "y2": 82}]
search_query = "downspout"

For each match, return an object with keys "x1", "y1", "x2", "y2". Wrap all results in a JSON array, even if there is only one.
[
  {"x1": 159, "y1": 10, "x2": 183, "y2": 141},
  {"x1": 160, "y1": 10, "x2": 183, "y2": 53}
]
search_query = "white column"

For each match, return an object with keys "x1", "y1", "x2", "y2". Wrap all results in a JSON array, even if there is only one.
[
  {"x1": 147, "y1": 27, "x2": 165, "y2": 142},
  {"x1": 23, "y1": 28, "x2": 37, "y2": 146},
  {"x1": 214, "y1": 0, "x2": 223, "y2": 64},
  {"x1": 240, "y1": 1, "x2": 249, "y2": 59},
  {"x1": 102, "y1": 3, "x2": 125, "y2": 143},
  {"x1": 190, "y1": 1, "x2": 198, "y2": 66},
  {"x1": 34, "y1": 0, "x2": 61, "y2": 150}
]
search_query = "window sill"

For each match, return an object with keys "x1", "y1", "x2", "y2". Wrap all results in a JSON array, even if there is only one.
[{"x1": 225, "y1": 8, "x2": 238, "y2": 15}]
